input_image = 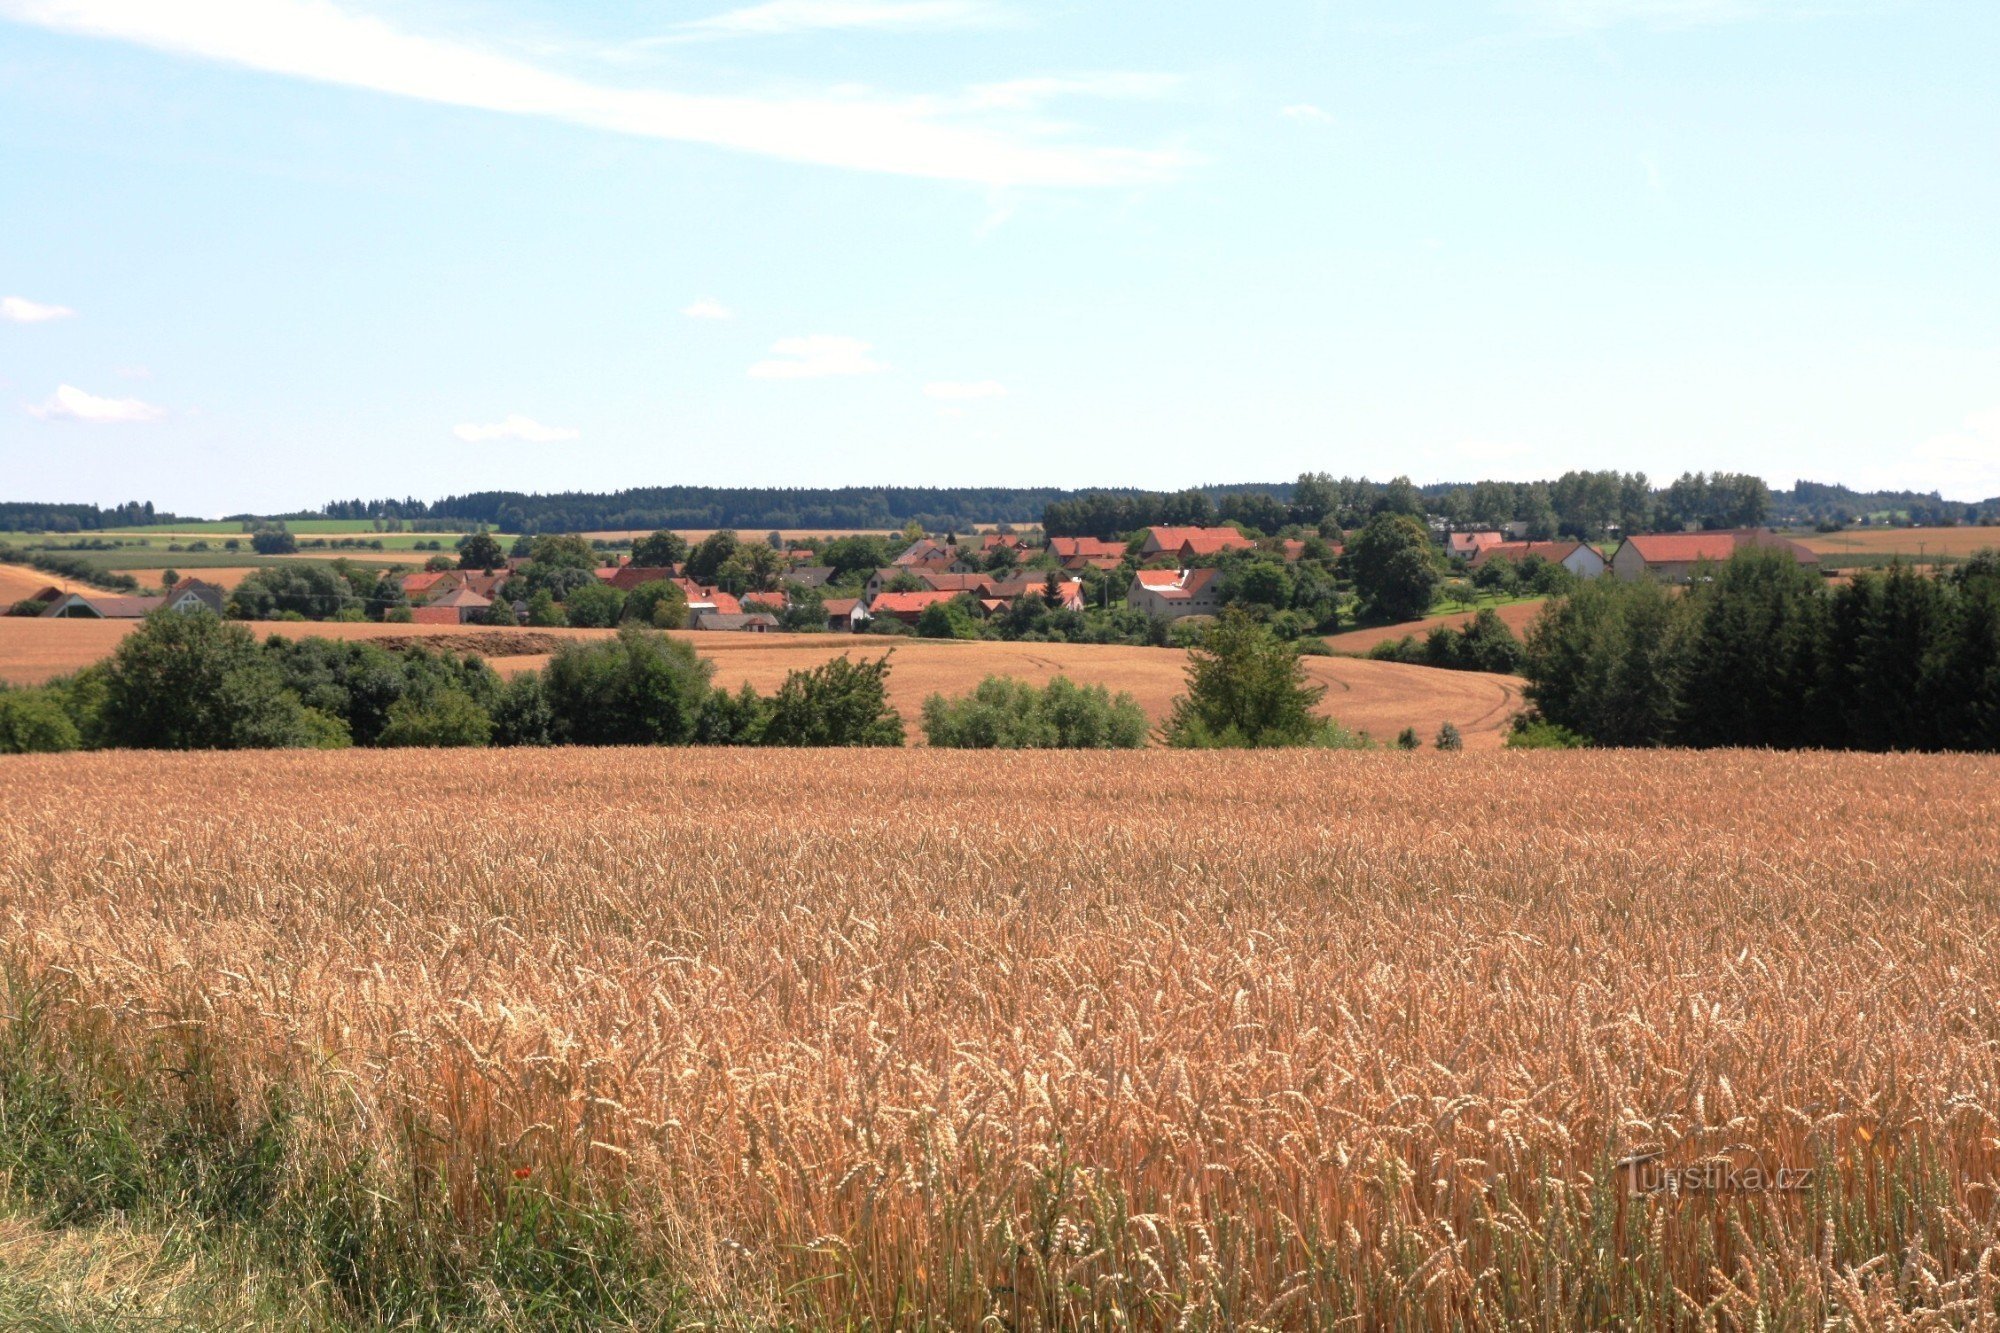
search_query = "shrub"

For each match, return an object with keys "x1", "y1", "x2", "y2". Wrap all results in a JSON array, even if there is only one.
[
  {"x1": 761, "y1": 655, "x2": 904, "y2": 747},
  {"x1": 1506, "y1": 718, "x2": 1589, "y2": 749},
  {"x1": 1395, "y1": 726, "x2": 1420, "y2": 750},
  {"x1": 561, "y1": 581, "x2": 624, "y2": 629},
  {"x1": 539, "y1": 627, "x2": 712, "y2": 746},
  {"x1": 0, "y1": 688, "x2": 82, "y2": 753},
  {"x1": 922, "y1": 676, "x2": 1148, "y2": 749},
  {"x1": 1435, "y1": 721, "x2": 1463, "y2": 751}
]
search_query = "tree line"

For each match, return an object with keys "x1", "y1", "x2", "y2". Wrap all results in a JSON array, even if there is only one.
[{"x1": 1522, "y1": 549, "x2": 2000, "y2": 750}]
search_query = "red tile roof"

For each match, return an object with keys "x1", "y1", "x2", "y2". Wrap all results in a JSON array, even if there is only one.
[
  {"x1": 1620, "y1": 530, "x2": 1819, "y2": 567},
  {"x1": 868, "y1": 590, "x2": 962, "y2": 616},
  {"x1": 1049, "y1": 536, "x2": 1126, "y2": 560},
  {"x1": 1147, "y1": 526, "x2": 1254, "y2": 556},
  {"x1": 1132, "y1": 567, "x2": 1221, "y2": 598},
  {"x1": 740, "y1": 590, "x2": 787, "y2": 610},
  {"x1": 1471, "y1": 541, "x2": 1585, "y2": 567}
]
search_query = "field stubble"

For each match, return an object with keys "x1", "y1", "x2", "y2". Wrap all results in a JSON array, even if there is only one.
[{"x1": 1, "y1": 750, "x2": 1997, "y2": 1327}]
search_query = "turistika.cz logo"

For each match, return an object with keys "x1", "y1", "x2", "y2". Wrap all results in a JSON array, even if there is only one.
[{"x1": 1619, "y1": 1152, "x2": 1814, "y2": 1196}]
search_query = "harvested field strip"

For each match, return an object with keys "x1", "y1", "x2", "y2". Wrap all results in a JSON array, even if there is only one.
[
  {"x1": 0, "y1": 620, "x2": 1524, "y2": 746},
  {"x1": 0, "y1": 750, "x2": 1995, "y2": 1326}
]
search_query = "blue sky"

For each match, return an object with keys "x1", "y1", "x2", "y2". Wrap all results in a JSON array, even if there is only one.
[{"x1": 2, "y1": 0, "x2": 1996, "y2": 515}]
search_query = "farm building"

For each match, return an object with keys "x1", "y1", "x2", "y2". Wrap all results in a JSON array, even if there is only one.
[
  {"x1": 36, "y1": 577, "x2": 227, "y2": 620},
  {"x1": 1611, "y1": 529, "x2": 1819, "y2": 582},
  {"x1": 1048, "y1": 536, "x2": 1126, "y2": 570},
  {"x1": 1138, "y1": 526, "x2": 1256, "y2": 562},
  {"x1": 867, "y1": 590, "x2": 973, "y2": 625},
  {"x1": 1126, "y1": 566, "x2": 1224, "y2": 619},
  {"x1": 1470, "y1": 541, "x2": 1609, "y2": 579},
  {"x1": 823, "y1": 597, "x2": 870, "y2": 632},
  {"x1": 412, "y1": 587, "x2": 492, "y2": 624},
  {"x1": 1446, "y1": 532, "x2": 1507, "y2": 562},
  {"x1": 692, "y1": 611, "x2": 779, "y2": 633}
]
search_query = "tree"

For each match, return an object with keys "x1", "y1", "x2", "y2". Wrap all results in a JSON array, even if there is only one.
[
  {"x1": 458, "y1": 530, "x2": 505, "y2": 571},
  {"x1": 1522, "y1": 576, "x2": 1693, "y2": 747},
  {"x1": 481, "y1": 594, "x2": 519, "y2": 626},
  {"x1": 684, "y1": 530, "x2": 740, "y2": 583},
  {"x1": 1162, "y1": 610, "x2": 1348, "y2": 748},
  {"x1": 228, "y1": 564, "x2": 356, "y2": 620},
  {"x1": 160, "y1": 568, "x2": 179, "y2": 590},
  {"x1": 424, "y1": 554, "x2": 455, "y2": 573},
  {"x1": 1435, "y1": 721, "x2": 1463, "y2": 751},
  {"x1": 630, "y1": 530, "x2": 690, "y2": 568},
  {"x1": 561, "y1": 581, "x2": 624, "y2": 628},
  {"x1": 1347, "y1": 514, "x2": 1442, "y2": 622},
  {"x1": 917, "y1": 598, "x2": 980, "y2": 640},
  {"x1": 621, "y1": 580, "x2": 688, "y2": 630},
  {"x1": 527, "y1": 533, "x2": 597, "y2": 570},
  {"x1": 99, "y1": 611, "x2": 333, "y2": 749},
  {"x1": 377, "y1": 688, "x2": 494, "y2": 747},
  {"x1": 525, "y1": 590, "x2": 566, "y2": 627},
  {"x1": 538, "y1": 627, "x2": 713, "y2": 745},
  {"x1": 760, "y1": 654, "x2": 905, "y2": 746},
  {"x1": 250, "y1": 527, "x2": 297, "y2": 555}
]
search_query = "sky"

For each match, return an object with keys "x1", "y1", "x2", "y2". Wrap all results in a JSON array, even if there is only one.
[{"x1": 1, "y1": 0, "x2": 1996, "y2": 516}]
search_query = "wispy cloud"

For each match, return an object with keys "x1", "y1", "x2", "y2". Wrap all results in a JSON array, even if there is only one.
[
  {"x1": 924, "y1": 380, "x2": 1006, "y2": 400},
  {"x1": 0, "y1": 0, "x2": 1183, "y2": 187},
  {"x1": 1508, "y1": 0, "x2": 1832, "y2": 30},
  {"x1": 1281, "y1": 103, "x2": 1333, "y2": 124},
  {"x1": 453, "y1": 414, "x2": 579, "y2": 443},
  {"x1": 749, "y1": 335, "x2": 889, "y2": 379},
  {"x1": 962, "y1": 72, "x2": 1182, "y2": 112},
  {"x1": 28, "y1": 383, "x2": 164, "y2": 423},
  {"x1": 2, "y1": 295, "x2": 75, "y2": 323},
  {"x1": 681, "y1": 298, "x2": 734, "y2": 320},
  {"x1": 684, "y1": 0, "x2": 1000, "y2": 36}
]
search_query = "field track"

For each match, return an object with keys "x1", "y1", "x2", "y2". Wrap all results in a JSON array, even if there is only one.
[
  {"x1": 1321, "y1": 598, "x2": 1546, "y2": 654},
  {"x1": 1795, "y1": 524, "x2": 2000, "y2": 559},
  {"x1": 2, "y1": 748, "x2": 1995, "y2": 1325},
  {"x1": 0, "y1": 618, "x2": 1521, "y2": 746}
]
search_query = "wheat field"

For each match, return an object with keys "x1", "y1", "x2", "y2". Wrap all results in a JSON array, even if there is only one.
[{"x1": 1, "y1": 748, "x2": 1996, "y2": 1327}]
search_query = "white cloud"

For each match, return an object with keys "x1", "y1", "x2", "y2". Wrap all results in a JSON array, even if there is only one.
[
  {"x1": 685, "y1": 0, "x2": 999, "y2": 36},
  {"x1": 2, "y1": 295, "x2": 75, "y2": 323},
  {"x1": 0, "y1": 0, "x2": 1183, "y2": 187},
  {"x1": 27, "y1": 383, "x2": 164, "y2": 423},
  {"x1": 681, "y1": 298, "x2": 734, "y2": 320},
  {"x1": 748, "y1": 335, "x2": 889, "y2": 379},
  {"x1": 452, "y1": 414, "x2": 580, "y2": 443},
  {"x1": 1281, "y1": 103, "x2": 1333, "y2": 124},
  {"x1": 924, "y1": 379, "x2": 1006, "y2": 400}
]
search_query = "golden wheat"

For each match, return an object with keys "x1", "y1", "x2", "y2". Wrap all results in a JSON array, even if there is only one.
[{"x1": 2, "y1": 748, "x2": 1997, "y2": 1327}]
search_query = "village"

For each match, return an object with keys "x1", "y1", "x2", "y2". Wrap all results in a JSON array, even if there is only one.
[{"x1": 20, "y1": 518, "x2": 1824, "y2": 633}]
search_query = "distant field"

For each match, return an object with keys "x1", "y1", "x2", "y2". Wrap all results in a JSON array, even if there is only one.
[
  {"x1": 1323, "y1": 598, "x2": 1547, "y2": 655},
  {"x1": 1795, "y1": 525, "x2": 2000, "y2": 560},
  {"x1": 580, "y1": 527, "x2": 905, "y2": 543},
  {"x1": 0, "y1": 620, "x2": 1522, "y2": 746},
  {"x1": 92, "y1": 520, "x2": 486, "y2": 537},
  {"x1": 0, "y1": 564, "x2": 97, "y2": 604}
]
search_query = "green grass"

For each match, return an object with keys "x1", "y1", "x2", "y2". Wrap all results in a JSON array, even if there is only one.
[
  {"x1": 1424, "y1": 590, "x2": 1546, "y2": 617},
  {"x1": 95, "y1": 521, "x2": 487, "y2": 537}
]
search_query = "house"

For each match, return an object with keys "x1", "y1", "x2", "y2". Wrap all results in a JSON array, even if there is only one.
[
  {"x1": 782, "y1": 566, "x2": 836, "y2": 589},
  {"x1": 604, "y1": 565, "x2": 677, "y2": 591},
  {"x1": 983, "y1": 575, "x2": 1086, "y2": 611},
  {"x1": 913, "y1": 571, "x2": 998, "y2": 596},
  {"x1": 400, "y1": 571, "x2": 452, "y2": 599},
  {"x1": 692, "y1": 611, "x2": 779, "y2": 633},
  {"x1": 414, "y1": 587, "x2": 493, "y2": 624},
  {"x1": 740, "y1": 590, "x2": 788, "y2": 613},
  {"x1": 823, "y1": 597, "x2": 870, "y2": 632},
  {"x1": 403, "y1": 568, "x2": 510, "y2": 601},
  {"x1": 1446, "y1": 531, "x2": 1507, "y2": 562},
  {"x1": 39, "y1": 592, "x2": 165, "y2": 619},
  {"x1": 1125, "y1": 567, "x2": 1224, "y2": 619},
  {"x1": 1471, "y1": 541, "x2": 1609, "y2": 579},
  {"x1": 866, "y1": 589, "x2": 968, "y2": 625},
  {"x1": 1048, "y1": 536, "x2": 1126, "y2": 570},
  {"x1": 864, "y1": 566, "x2": 922, "y2": 602},
  {"x1": 892, "y1": 539, "x2": 956, "y2": 569},
  {"x1": 161, "y1": 577, "x2": 227, "y2": 614},
  {"x1": 1139, "y1": 526, "x2": 1256, "y2": 562},
  {"x1": 1610, "y1": 529, "x2": 1819, "y2": 583},
  {"x1": 672, "y1": 578, "x2": 743, "y2": 623}
]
